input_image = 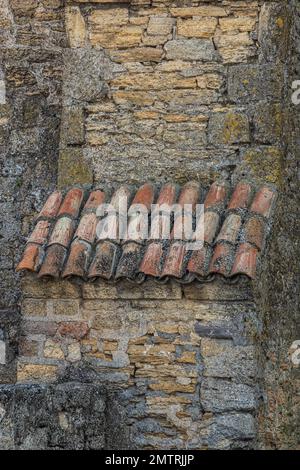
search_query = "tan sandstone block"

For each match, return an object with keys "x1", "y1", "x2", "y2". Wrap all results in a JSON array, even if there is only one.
[
  {"x1": 44, "y1": 339, "x2": 64, "y2": 360},
  {"x1": 147, "y1": 16, "x2": 173, "y2": 36},
  {"x1": 65, "y1": 6, "x2": 86, "y2": 48},
  {"x1": 89, "y1": 8, "x2": 129, "y2": 31},
  {"x1": 177, "y1": 17, "x2": 217, "y2": 38},
  {"x1": 53, "y1": 300, "x2": 79, "y2": 316},
  {"x1": 177, "y1": 351, "x2": 197, "y2": 364},
  {"x1": 170, "y1": 6, "x2": 228, "y2": 18},
  {"x1": 22, "y1": 299, "x2": 47, "y2": 317},
  {"x1": 110, "y1": 47, "x2": 163, "y2": 63},
  {"x1": 219, "y1": 17, "x2": 257, "y2": 32},
  {"x1": 90, "y1": 27, "x2": 143, "y2": 48},
  {"x1": 17, "y1": 364, "x2": 58, "y2": 383},
  {"x1": 111, "y1": 72, "x2": 196, "y2": 90},
  {"x1": 149, "y1": 380, "x2": 196, "y2": 393}
]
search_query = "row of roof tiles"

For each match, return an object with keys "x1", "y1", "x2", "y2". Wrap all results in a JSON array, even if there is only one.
[{"x1": 17, "y1": 181, "x2": 276, "y2": 283}]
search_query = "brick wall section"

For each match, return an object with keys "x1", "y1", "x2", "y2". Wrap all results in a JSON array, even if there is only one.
[
  {"x1": 17, "y1": 275, "x2": 259, "y2": 450},
  {"x1": 59, "y1": 0, "x2": 285, "y2": 187}
]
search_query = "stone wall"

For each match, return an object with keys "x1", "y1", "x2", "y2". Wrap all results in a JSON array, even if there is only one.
[
  {"x1": 14, "y1": 275, "x2": 259, "y2": 450},
  {"x1": 0, "y1": 0, "x2": 299, "y2": 451},
  {"x1": 59, "y1": 0, "x2": 284, "y2": 187},
  {"x1": 0, "y1": 0, "x2": 66, "y2": 309}
]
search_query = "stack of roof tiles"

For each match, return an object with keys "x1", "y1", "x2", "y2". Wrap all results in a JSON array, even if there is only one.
[{"x1": 17, "y1": 181, "x2": 276, "y2": 283}]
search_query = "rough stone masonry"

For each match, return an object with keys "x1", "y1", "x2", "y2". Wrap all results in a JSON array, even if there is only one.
[{"x1": 0, "y1": 0, "x2": 299, "y2": 450}]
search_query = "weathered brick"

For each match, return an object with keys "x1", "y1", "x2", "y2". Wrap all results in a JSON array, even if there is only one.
[
  {"x1": 19, "y1": 338, "x2": 39, "y2": 357},
  {"x1": 177, "y1": 18, "x2": 217, "y2": 38}
]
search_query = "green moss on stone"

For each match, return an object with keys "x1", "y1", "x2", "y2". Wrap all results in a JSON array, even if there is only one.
[{"x1": 58, "y1": 148, "x2": 93, "y2": 189}]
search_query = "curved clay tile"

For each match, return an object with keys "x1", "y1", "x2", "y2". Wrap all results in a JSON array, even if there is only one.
[
  {"x1": 37, "y1": 191, "x2": 62, "y2": 219},
  {"x1": 17, "y1": 181, "x2": 276, "y2": 283},
  {"x1": 62, "y1": 239, "x2": 92, "y2": 278},
  {"x1": 38, "y1": 244, "x2": 67, "y2": 278},
  {"x1": 227, "y1": 182, "x2": 252, "y2": 210},
  {"x1": 231, "y1": 243, "x2": 258, "y2": 279},
  {"x1": 57, "y1": 188, "x2": 84, "y2": 218}
]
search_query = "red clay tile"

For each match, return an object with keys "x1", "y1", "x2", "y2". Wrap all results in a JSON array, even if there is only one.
[
  {"x1": 110, "y1": 186, "x2": 131, "y2": 212},
  {"x1": 209, "y1": 243, "x2": 234, "y2": 276},
  {"x1": 193, "y1": 211, "x2": 220, "y2": 245},
  {"x1": 139, "y1": 242, "x2": 163, "y2": 277},
  {"x1": 204, "y1": 182, "x2": 228, "y2": 210},
  {"x1": 178, "y1": 181, "x2": 200, "y2": 210},
  {"x1": 116, "y1": 242, "x2": 143, "y2": 280},
  {"x1": 250, "y1": 186, "x2": 276, "y2": 218},
  {"x1": 231, "y1": 243, "x2": 258, "y2": 279},
  {"x1": 58, "y1": 322, "x2": 89, "y2": 340},
  {"x1": 227, "y1": 182, "x2": 252, "y2": 210},
  {"x1": 16, "y1": 244, "x2": 44, "y2": 272},
  {"x1": 96, "y1": 213, "x2": 119, "y2": 242},
  {"x1": 244, "y1": 217, "x2": 265, "y2": 250},
  {"x1": 27, "y1": 220, "x2": 51, "y2": 245},
  {"x1": 216, "y1": 214, "x2": 242, "y2": 244},
  {"x1": 38, "y1": 244, "x2": 66, "y2": 278},
  {"x1": 187, "y1": 245, "x2": 213, "y2": 277},
  {"x1": 38, "y1": 191, "x2": 62, "y2": 219},
  {"x1": 156, "y1": 183, "x2": 177, "y2": 206},
  {"x1": 57, "y1": 188, "x2": 84, "y2": 218},
  {"x1": 88, "y1": 241, "x2": 120, "y2": 280},
  {"x1": 171, "y1": 213, "x2": 194, "y2": 240},
  {"x1": 48, "y1": 217, "x2": 74, "y2": 248},
  {"x1": 17, "y1": 181, "x2": 276, "y2": 282},
  {"x1": 83, "y1": 190, "x2": 106, "y2": 212},
  {"x1": 62, "y1": 239, "x2": 92, "y2": 278},
  {"x1": 161, "y1": 242, "x2": 186, "y2": 279},
  {"x1": 75, "y1": 213, "x2": 98, "y2": 243},
  {"x1": 126, "y1": 212, "x2": 149, "y2": 243},
  {"x1": 131, "y1": 183, "x2": 155, "y2": 211}
]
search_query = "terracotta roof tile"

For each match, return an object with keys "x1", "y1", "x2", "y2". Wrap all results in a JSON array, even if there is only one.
[
  {"x1": 38, "y1": 244, "x2": 67, "y2": 278},
  {"x1": 209, "y1": 243, "x2": 234, "y2": 277},
  {"x1": 16, "y1": 244, "x2": 44, "y2": 272},
  {"x1": 227, "y1": 182, "x2": 252, "y2": 210},
  {"x1": 187, "y1": 245, "x2": 213, "y2": 278},
  {"x1": 17, "y1": 180, "x2": 277, "y2": 283},
  {"x1": 161, "y1": 242, "x2": 186, "y2": 279},
  {"x1": 83, "y1": 190, "x2": 106, "y2": 212},
  {"x1": 48, "y1": 217, "x2": 75, "y2": 248},
  {"x1": 139, "y1": 242, "x2": 163, "y2": 277},
  {"x1": 38, "y1": 191, "x2": 62, "y2": 219},
  {"x1": 62, "y1": 239, "x2": 91, "y2": 279},
  {"x1": 88, "y1": 241, "x2": 120, "y2": 280},
  {"x1": 204, "y1": 182, "x2": 228, "y2": 210},
  {"x1": 27, "y1": 220, "x2": 51, "y2": 245},
  {"x1": 177, "y1": 181, "x2": 200, "y2": 210},
  {"x1": 231, "y1": 243, "x2": 258, "y2": 279},
  {"x1": 216, "y1": 213, "x2": 242, "y2": 244},
  {"x1": 57, "y1": 188, "x2": 84, "y2": 218},
  {"x1": 250, "y1": 186, "x2": 276, "y2": 218},
  {"x1": 131, "y1": 183, "x2": 155, "y2": 211},
  {"x1": 75, "y1": 213, "x2": 98, "y2": 244},
  {"x1": 156, "y1": 183, "x2": 177, "y2": 206},
  {"x1": 243, "y1": 217, "x2": 265, "y2": 250},
  {"x1": 115, "y1": 242, "x2": 144, "y2": 281}
]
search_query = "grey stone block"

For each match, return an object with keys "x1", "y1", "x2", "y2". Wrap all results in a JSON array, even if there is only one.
[
  {"x1": 164, "y1": 39, "x2": 218, "y2": 61},
  {"x1": 228, "y1": 64, "x2": 283, "y2": 103},
  {"x1": 201, "y1": 378, "x2": 256, "y2": 412}
]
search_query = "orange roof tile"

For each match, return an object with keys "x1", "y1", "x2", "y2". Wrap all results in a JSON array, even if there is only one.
[{"x1": 16, "y1": 181, "x2": 276, "y2": 283}]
